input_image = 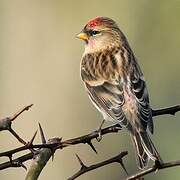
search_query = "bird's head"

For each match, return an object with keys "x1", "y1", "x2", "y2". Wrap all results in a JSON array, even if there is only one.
[{"x1": 77, "y1": 17, "x2": 123, "y2": 53}]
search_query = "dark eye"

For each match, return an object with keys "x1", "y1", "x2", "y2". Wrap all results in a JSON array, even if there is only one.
[{"x1": 89, "y1": 30, "x2": 100, "y2": 36}]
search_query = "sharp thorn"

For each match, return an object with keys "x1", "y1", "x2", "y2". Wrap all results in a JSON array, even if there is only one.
[
  {"x1": 38, "y1": 123, "x2": 46, "y2": 144},
  {"x1": 75, "y1": 154, "x2": 86, "y2": 168},
  {"x1": 28, "y1": 130, "x2": 38, "y2": 146},
  {"x1": 119, "y1": 160, "x2": 128, "y2": 175},
  {"x1": 87, "y1": 141, "x2": 97, "y2": 154}
]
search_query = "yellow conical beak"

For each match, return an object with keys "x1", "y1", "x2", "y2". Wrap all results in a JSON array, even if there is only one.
[{"x1": 76, "y1": 32, "x2": 88, "y2": 41}]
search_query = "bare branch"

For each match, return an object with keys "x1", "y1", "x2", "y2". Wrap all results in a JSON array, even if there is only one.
[
  {"x1": 0, "y1": 104, "x2": 180, "y2": 179},
  {"x1": 127, "y1": 159, "x2": 180, "y2": 180},
  {"x1": 152, "y1": 105, "x2": 180, "y2": 117},
  {"x1": 10, "y1": 104, "x2": 33, "y2": 121},
  {"x1": 58, "y1": 123, "x2": 122, "y2": 149},
  {"x1": 68, "y1": 151, "x2": 128, "y2": 180},
  {"x1": 0, "y1": 104, "x2": 33, "y2": 145},
  {"x1": 0, "y1": 143, "x2": 58, "y2": 159},
  {"x1": 0, "y1": 153, "x2": 33, "y2": 170},
  {"x1": 8, "y1": 128, "x2": 27, "y2": 145}
]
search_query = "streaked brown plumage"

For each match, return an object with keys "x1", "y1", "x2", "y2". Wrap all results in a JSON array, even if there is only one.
[{"x1": 77, "y1": 17, "x2": 162, "y2": 169}]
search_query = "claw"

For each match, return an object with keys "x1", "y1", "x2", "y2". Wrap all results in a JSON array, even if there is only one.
[{"x1": 96, "y1": 131, "x2": 102, "y2": 142}]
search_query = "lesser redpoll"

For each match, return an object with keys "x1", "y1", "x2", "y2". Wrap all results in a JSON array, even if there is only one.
[{"x1": 77, "y1": 17, "x2": 162, "y2": 169}]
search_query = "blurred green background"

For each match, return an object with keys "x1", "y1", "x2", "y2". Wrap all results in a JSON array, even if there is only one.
[{"x1": 0, "y1": 0, "x2": 180, "y2": 179}]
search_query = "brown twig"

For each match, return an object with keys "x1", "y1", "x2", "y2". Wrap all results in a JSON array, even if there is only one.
[
  {"x1": 1, "y1": 104, "x2": 180, "y2": 159},
  {"x1": 58, "y1": 123, "x2": 122, "y2": 149},
  {"x1": 10, "y1": 104, "x2": 33, "y2": 121},
  {"x1": 9, "y1": 128, "x2": 27, "y2": 145},
  {"x1": 127, "y1": 159, "x2": 180, "y2": 180},
  {"x1": 0, "y1": 153, "x2": 33, "y2": 170},
  {"x1": 68, "y1": 151, "x2": 128, "y2": 180},
  {"x1": 0, "y1": 124, "x2": 121, "y2": 161},
  {"x1": 152, "y1": 105, "x2": 180, "y2": 117},
  {"x1": 0, "y1": 104, "x2": 33, "y2": 145},
  {"x1": 0, "y1": 104, "x2": 179, "y2": 179}
]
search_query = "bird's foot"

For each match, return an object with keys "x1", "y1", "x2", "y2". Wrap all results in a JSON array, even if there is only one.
[
  {"x1": 95, "y1": 119, "x2": 105, "y2": 142},
  {"x1": 96, "y1": 130, "x2": 102, "y2": 142},
  {"x1": 155, "y1": 159, "x2": 163, "y2": 169}
]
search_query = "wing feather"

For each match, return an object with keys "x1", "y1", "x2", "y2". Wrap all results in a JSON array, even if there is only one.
[
  {"x1": 131, "y1": 62, "x2": 153, "y2": 133},
  {"x1": 85, "y1": 81, "x2": 129, "y2": 128}
]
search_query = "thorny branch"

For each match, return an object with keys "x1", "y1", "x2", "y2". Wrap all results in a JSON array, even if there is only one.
[
  {"x1": 0, "y1": 104, "x2": 179, "y2": 180},
  {"x1": 127, "y1": 159, "x2": 180, "y2": 180},
  {"x1": 0, "y1": 104, "x2": 33, "y2": 145},
  {"x1": 152, "y1": 105, "x2": 180, "y2": 117},
  {"x1": 68, "y1": 151, "x2": 128, "y2": 180}
]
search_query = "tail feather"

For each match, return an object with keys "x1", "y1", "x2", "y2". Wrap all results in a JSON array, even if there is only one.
[{"x1": 131, "y1": 131, "x2": 162, "y2": 169}]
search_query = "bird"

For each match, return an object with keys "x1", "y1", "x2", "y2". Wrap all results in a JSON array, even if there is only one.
[{"x1": 77, "y1": 17, "x2": 162, "y2": 169}]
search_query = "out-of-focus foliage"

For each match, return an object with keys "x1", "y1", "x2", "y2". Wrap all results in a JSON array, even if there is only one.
[{"x1": 0, "y1": 0, "x2": 180, "y2": 179}]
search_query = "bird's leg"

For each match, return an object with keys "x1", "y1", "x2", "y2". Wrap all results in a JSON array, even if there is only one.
[{"x1": 96, "y1": 119, "x2": 105, "y2": 142}]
